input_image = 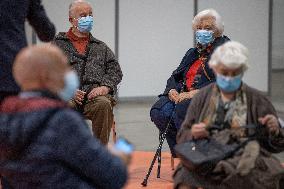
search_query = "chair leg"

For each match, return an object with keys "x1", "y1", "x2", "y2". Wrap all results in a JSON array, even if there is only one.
[
  {"x1": 112, "y1": 121, "x2": 117, "y2": 143},
  {"x1": 171, "y1": 155, "x2": 175, "y2": 170}
]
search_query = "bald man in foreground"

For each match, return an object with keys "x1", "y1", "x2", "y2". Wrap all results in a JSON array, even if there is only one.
[{"x1": 0, "y1": 45, "x2": 128, "y2": 189}]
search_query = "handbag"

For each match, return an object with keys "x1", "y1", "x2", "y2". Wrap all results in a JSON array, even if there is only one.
[
  {"x1": 174, "y1": 137, "x2": 243, "y2": 175},
  {"x1": 175, "y1": 123, "x2": 265, "y2": 175}
]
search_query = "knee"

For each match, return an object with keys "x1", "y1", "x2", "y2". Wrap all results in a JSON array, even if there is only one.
[
  {"x1": 95, "y1": 97, "x2": 112, "y2": 110},
  {"x1": 175, "y1": 100, "x2": 190, "y2": 120},
  {"x1": 150, "y1": 108, "x2": 174, "y2": 133},
  {"x1": 150, "y1": 101, "x2": 174, "y2": 122},
  {"x1": 150, "y1": 108, "x2": 160, "y2": 122},
  {"x1": 150, "y1": 108, "x2": 165, "y2": 125},
  {"x1": 87, "y1": 96, "x2": 112, "y2": 113}
]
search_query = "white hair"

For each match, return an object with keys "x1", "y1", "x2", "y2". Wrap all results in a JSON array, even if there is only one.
[
  {"x1": 69, "y1": 0, "x2": 92, "y2": 18},
  {"x1": 192, "y1": 9, "x2": 224, "y2": 35},
  {"x1": 209, "y1": 41, "x2": 249, "y2": 72}
]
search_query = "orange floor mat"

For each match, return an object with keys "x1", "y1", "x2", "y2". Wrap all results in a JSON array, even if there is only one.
[{"x1": 124, "y1": 151, "x2": 179, "y2": 189}]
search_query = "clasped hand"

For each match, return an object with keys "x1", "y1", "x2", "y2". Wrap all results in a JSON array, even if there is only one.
[
  {"x1": 168, "y1": 89, "x2": 199, "y2": 103},
  {"x1": 74, "y1": 86, "x2": 110, "y2": 105}
]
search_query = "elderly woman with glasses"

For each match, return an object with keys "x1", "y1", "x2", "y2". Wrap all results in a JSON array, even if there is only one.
[
  {"x1": 150, "y1": 9, "x2": 230, "y2": 157},
  {"x1": 174, "y1": 41, "x2": 284, "y2": 189}
]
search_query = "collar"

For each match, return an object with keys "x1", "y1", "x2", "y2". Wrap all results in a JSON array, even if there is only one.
[
  {"x1": 0, "y1": 90, "x2": 66, "y2": 113},
  {"x1": 19, "y1": 90, "x2": 61, "y2": 100},
  {"x1": 197, "y1": 43, "x2": 213, "y2": 56},
  {"x1": 66, "y1": 28, "x2": 90, "y2": 41},
  {"x1": 55, "y1": 30, "x2": 101, "y2": 44},
  {"x1": 195, "y1": 35, "x2": 230, "y2": 56}
]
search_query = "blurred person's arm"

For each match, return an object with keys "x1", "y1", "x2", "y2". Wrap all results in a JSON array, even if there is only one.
[
  {"x1": 27, "y1": 0, "x2": 56, "y2": 42},
  {"x1": 52, "y1": 110, "x2": 128, "y2": 189},
  {"x1": 108, "y1": 143, "x2": 132, "y2": 166}
]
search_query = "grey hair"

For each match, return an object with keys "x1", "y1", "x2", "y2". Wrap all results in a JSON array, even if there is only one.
[
  {"x1": 192, "y1": 9, "x2": 224, "y2": 35},
  {"x1": 209, "y1": 41, "x2": 249, "y2": 72},
  {"x1": 69, "y1": 0, "x2": 92, "y2": 18}
]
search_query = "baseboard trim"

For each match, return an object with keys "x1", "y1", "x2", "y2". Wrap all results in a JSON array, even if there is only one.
[
  {"x1": 272, "y1": 68, "x2": 284, "y2": 72},
  {"x1": 118, "y1": 96, "x2": 158, "y2": 103}
]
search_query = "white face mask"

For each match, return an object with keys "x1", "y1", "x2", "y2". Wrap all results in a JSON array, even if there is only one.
[{"x1": 58, "y1": 71, "x2": 79, "y2": 101}]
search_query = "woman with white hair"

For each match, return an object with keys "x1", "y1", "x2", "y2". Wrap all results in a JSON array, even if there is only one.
[
  {"x1": 150, "y1": 9, "x2": 230, "y2": 157},
  {"x1": 174, "y1": 41, "x2": 284, "y2": 189}
]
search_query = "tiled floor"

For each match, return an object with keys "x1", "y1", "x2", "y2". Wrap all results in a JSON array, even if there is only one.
[
  {"x1": 113, "y1": 101, "x2": 168, "y2": 152},
  {"x1": 124, "y1": 151, "x2": 176, "y2": 189}
]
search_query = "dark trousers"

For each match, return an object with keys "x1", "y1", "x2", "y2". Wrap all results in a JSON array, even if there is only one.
[{"x1": 150, "y1": 96, "x2": 191, "y2": 157}]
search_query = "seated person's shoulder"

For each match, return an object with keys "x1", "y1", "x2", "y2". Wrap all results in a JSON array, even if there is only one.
[
  {"x1": 196, "y1": 83, "x2": 215, "y2": 97},
  {"x1": 187, "y1": 84, "x2": 215, "y2": 108},
  {"x1": 184, "y1": 48, "x2": 196, "y2": 57},
  {"x1": 243, "y1": 84, "x2": 269, "y2": 100},
  {"x1": 91, "y1": 37, "x2": 112, "y2": 50},
  {"x1": 53, "y1": 32, "x2": 68, "y2": 41}
]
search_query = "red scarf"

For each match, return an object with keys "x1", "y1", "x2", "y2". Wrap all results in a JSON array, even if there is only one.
[{"x1": 66, "y1": 28, "x2": 90, "y2": 55}]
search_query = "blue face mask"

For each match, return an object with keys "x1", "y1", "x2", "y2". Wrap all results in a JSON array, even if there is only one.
[
  {"x1": 216, "y1": 73, "x2": 243, "y2": 93},
  {"x1": 59, "y1": 71, "x2": 79, "y2": 101},
  {"x1": 195, "y1": 30, "x2": 214, "y2": 46},
  {"x1": 77, "y1": 15, "x2": 93, "y2": 33}
]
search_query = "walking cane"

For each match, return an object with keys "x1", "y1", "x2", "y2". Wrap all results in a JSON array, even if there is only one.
[
  {"x1": 141, "y1": 108, "x2": 176, "y2": 187},
  {"x1": 156, "y1": 132, "x2": 162, "y2": 178}
]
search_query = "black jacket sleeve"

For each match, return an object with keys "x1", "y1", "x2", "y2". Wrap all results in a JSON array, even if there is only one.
[
  {"x1": 27, "y1": 0, "x2": 56, "y2": 42},
  {"x1": 162, "y1": 49, "x2": 194, "y2": 96}
]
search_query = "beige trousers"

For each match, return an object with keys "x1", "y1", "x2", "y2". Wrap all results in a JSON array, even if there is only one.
[{"x1": 72, "y1": 95, "x2": 115, "y2": 145}]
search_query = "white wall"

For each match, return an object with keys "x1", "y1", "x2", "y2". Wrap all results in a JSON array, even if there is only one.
[
  {"x1": 36, "y1": 0, "x2": 271, "y2": 96},
  {"x1": 272, "y1": 0, "x2": 284, "y2": 69},
  {"x1": 25, "y1": 22, "x2": 33, "y2": 45},
  {"x1": 118, "y1": 0, "x2": 194, "y2": 97},
  {"x1": 198, "y1": 0, "x2": 269, "y2": 92},
  {"x1": 41, "y1": 0, "x2": 115, "y2": 51}
]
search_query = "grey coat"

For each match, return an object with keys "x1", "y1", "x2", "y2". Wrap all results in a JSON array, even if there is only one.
[{"x1": 53, "y1": 33, "x2": 122, "y2": 95}]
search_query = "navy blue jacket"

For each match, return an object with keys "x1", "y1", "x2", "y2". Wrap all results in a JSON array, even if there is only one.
[
  {"x1": 0, "y1": 0, "x2": 55, "y2": 93},
  {"x1": 162, "y1": 36, "x2": 230, "y2": 96},
  {"x1": 0, "y1": 92, "x2": 127, "y2": 189}
]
